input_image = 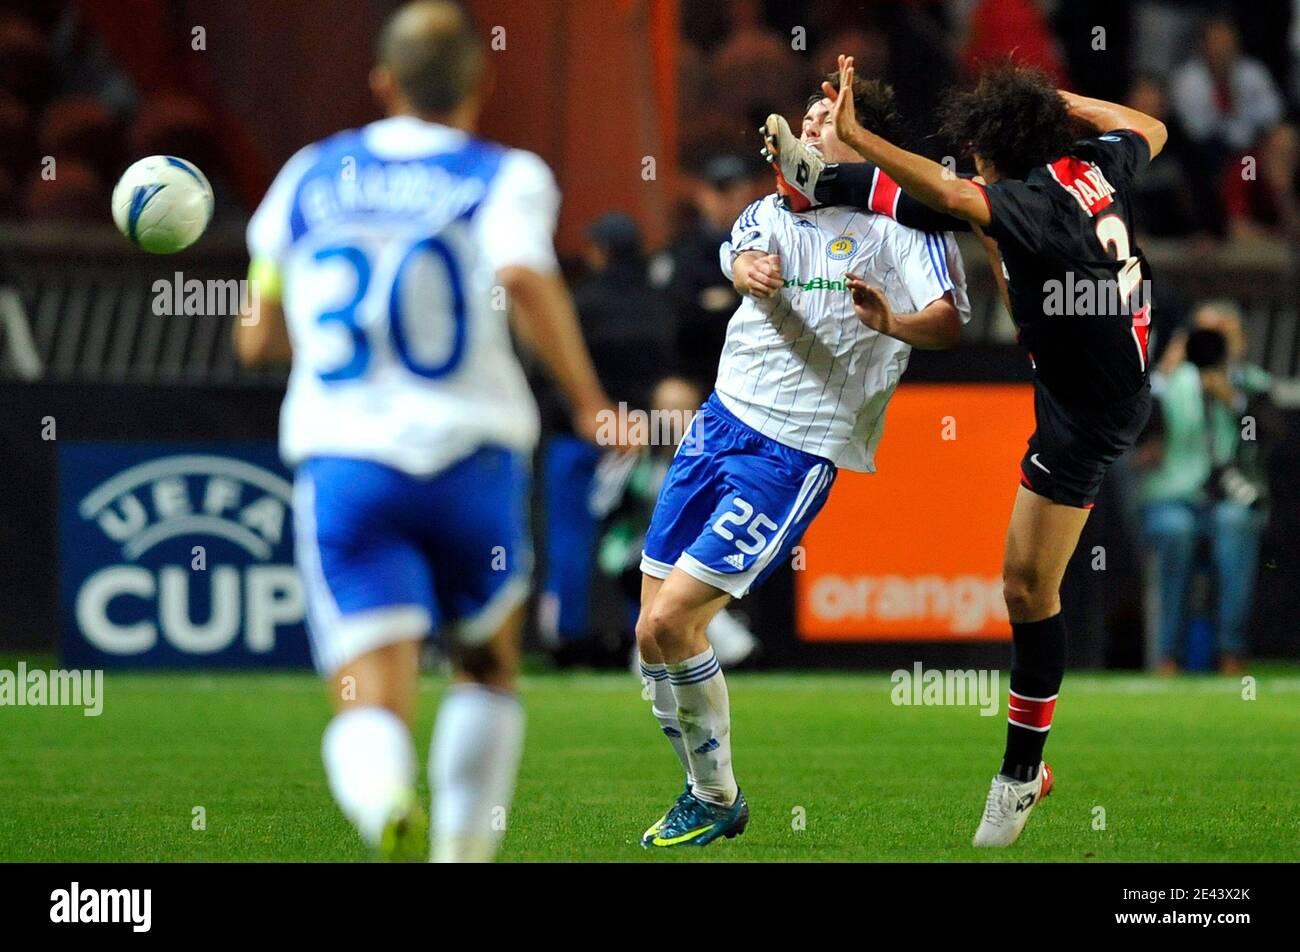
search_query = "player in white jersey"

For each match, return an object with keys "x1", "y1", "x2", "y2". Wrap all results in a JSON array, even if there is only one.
[
  {"x1": 636, "y1": 76, "x2": 970, "y2": 847},
  {"x1": 235, "y1": 1, "x2": 618, "y2": 862}
]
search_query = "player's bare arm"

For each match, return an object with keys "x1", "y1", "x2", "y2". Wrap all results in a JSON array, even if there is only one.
[
  {"x1": 845, "y1": 279, "x2": 961, "y2": 350},
  {"x1": 732, "y1": 251, "x2": 783, "y2": 299},
  {"x1": 1057, "y1": 90, "x2": 1168, "y2": 159},
  {"x1": 233, "y1": 280, "x2": 291, "y2": 367},
  {"x1": 498, "y1": 265, "x2": 621, "y2": 446},
  {"x1": 825, "y1": 55, "x2": 992, "y2": 227}
]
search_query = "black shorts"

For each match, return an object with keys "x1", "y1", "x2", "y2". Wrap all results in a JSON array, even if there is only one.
[{"x1": 1019, "y1": 380, "x2": 1152, "y2": 509}]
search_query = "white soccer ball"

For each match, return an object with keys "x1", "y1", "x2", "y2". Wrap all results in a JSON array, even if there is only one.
[{"x1": 111, "y1": 155, "x2": 214, "y2": 254}]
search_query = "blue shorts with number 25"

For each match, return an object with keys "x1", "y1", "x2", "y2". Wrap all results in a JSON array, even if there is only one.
[{"x1": 640, "y1": 393, "x2": 836, "y2": 599}]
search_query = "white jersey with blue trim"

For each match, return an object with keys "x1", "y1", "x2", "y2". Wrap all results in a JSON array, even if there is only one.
[
  {"x1": 717, "y1": 193, "x2": 969, "y2": 473},
  {"x1": 247, "y1": 115, "x2": 559, "y2": 476}
]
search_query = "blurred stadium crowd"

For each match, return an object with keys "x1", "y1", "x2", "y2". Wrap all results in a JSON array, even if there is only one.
[
  {"x1": 676, "y1": 0, "x2": 1300, "y2": 242},
  {"x1": 6, "y1": 2, "x2": 1297, "y2": 238},
  {"x1": 0, "y1": 2, "x2": 240, "y2": 222},
  {"x1": 0, "y1": 0, "x2": 1297, "y2": 671}
]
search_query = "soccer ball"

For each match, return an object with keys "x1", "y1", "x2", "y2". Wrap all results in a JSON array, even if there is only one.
[{"x1": 111, "y1": 155, "x2": 214, "y2": 254}]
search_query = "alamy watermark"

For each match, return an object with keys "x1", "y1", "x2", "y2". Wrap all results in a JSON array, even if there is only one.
[
  {"x1": 50, "y1": 882, "x2": 150, "y2": 932},
  {"x1": 1, "y1": 662, "x2": 103, "y2": 716},
  {"x1": 1042, "y1": 273, "x2": 1153, "y2": 318},
  {"x1": 890, "y1": 662, "x2": 999, "y2": 716},
  {"x1": 151, "y1": 272, "x2": 263, "y2": 321},
  {"x1": 594, "y1": 402, "x2": 703, "y2": 453}
]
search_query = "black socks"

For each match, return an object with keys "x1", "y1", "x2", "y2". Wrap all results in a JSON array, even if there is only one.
[{"x1": 1001, "y1": 612, "x2": 1067, "y2": 782}]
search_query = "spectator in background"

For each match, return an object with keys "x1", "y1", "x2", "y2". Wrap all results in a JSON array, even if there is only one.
[
  {"x1": 1125, "y1": 73, "x2": 1203, "y2": 238},
  {"x1": 1293, "y1": 0, "x2": 1300, "y2": 110},
  {"x1": 708, "y1": 0, "x2": 802, "y2": 132},
  {"x1": 1222, "y1": 122, "x2": 1300, "y2": 241},
  {"x1": 574, "y1": 212, "x2": 676, "y2": 412},
  {"x1": 22, "y1": 157, "x2": 102, "y2": 219},
  {"x1": 539, "y1": 213, "x2": 675, "y2": 668},
  {"x1": 959, "y1": 0, "x2": 1069, "y2": 87},
  {"x1": 37, "y1": 93, "x2": 119, "y2": 183},
  {"x1": 1138, "y1": 302, "x2": 1276, "y2": 675},
  {"x1": 0, "y1": 13, "x2": 53, "y2": 108},
  {"x1": 1133, "y1": 0, "x2": 1220, "y2": 77},
  {"x1": 812, "y1": 7, "x2": 957, "y2": 152},
  {"x1": 1052, "y1": 0, "x2": 1133, "y2": 104},
  {"x1": 1171, "y1": 13, "x2": 1284, "y2": 224},
  {"x1": 652, "y1": 154, "x2": 764, "y2": 387}
]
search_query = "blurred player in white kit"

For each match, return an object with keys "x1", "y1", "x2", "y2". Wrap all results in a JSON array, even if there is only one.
[{"x1": 236, "y1": 0, "x2": 617, "y2": 861}]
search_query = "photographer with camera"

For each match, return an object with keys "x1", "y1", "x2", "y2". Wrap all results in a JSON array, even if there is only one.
[{"x1": 1137, "y1": 300, "x2": 1277, "y2": 675}]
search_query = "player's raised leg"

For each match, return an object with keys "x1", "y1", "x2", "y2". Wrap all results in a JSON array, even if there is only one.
[
  {"x1": 430, "y1": 602, "x2": 527, "y2": 863},
  {"x1": 973, "y1": 485, "x2": 1089, "y2": 847},
  {"x1": 636, "y1": 568, "x2": 748, "y2": 847}
]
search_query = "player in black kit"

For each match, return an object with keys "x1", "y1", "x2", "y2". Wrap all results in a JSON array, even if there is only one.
[{"x1": 764, "y1": 58, "x2": 1167, "y2": 846}]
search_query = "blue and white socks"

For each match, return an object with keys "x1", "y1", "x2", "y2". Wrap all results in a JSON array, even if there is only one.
[{"x1": 640, "y1": 659, "x2": 695, "y2": 786}]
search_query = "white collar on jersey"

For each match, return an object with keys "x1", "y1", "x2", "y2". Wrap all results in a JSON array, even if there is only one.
[{"x1": 363, "y1": 115, "x2": 470, "y2": 158}]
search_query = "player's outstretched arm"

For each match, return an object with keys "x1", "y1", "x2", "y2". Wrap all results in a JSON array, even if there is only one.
[
  {"x1": 825, "y1": 55, "x2": 991, "y2": 227},
  {"x1": 498, "y1": 265, "x2": 622, "y2": 447},
  {"x1": 1058, "y1": 90, "x2": 1167, "y2": 159},
  {"x1": 846, "y1": 277, "x2": 962, "y2": 350}
]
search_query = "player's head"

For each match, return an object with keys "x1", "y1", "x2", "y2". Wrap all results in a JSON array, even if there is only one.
[
  {"x1": 803, "y1": 73, "x2": 900, "y2": 164},
  {"x1": 371, "y1": 1, "x2": 486, "y2": 127},
  {"x1": 938, "y1": 63, "x2": 1074, "y2": 182}
]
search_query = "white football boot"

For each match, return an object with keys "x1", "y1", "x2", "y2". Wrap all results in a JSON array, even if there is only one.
[
  {"x1": 761, "y1": 114, "x2": 825, "y2": 212},
  {"x1": 972, "y1": 762, "x2": 1054, "y2": 847}
]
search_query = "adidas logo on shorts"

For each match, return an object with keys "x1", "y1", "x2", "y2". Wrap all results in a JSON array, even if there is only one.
[{"x1": 723, "y1": 553, "x2": 746, "y2": 570}]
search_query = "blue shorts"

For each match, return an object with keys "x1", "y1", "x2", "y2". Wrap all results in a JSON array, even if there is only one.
[
  {"x1": 293, "y1": 447, "x2": 531, "y2": 674},
  {"x1": 641, "y1": 393, "x2": 836, "y2": 598}
]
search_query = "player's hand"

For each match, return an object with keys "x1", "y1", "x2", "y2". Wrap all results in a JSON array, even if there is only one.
[
  {"x1": 741, "y1": 253, "x2": 784, "y2": 299},
  {"x1": 820, "y1": 54, "x2": 864, "y2": 147},
  {"x1": 572, "y1": 398, "x2": 643, "y2": 454},
  {"x1": 846, "y1": 273, "x2": 894, "y2": 335}
]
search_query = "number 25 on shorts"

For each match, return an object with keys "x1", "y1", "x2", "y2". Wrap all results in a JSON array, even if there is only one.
[{"x1": 713, "y1": 497, "x2": 778, "y2": 556}]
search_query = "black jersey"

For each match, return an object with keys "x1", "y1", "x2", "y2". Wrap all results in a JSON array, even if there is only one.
[{"x1": 978, "y1": 130, "x2": 1153, "y2": 406}]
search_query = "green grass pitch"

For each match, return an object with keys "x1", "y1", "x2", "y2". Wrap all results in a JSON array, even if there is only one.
[{"x1": 2, "y1": 663, "x2": 1297, "y2": 862}]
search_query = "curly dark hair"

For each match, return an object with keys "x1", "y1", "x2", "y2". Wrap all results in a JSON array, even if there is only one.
[
  {"x1": 938, "y1": 63, "x2": 1076, "y2": 180},
  {"x1": 808, "y1": 73, "x2": 902, "y2": 143}
]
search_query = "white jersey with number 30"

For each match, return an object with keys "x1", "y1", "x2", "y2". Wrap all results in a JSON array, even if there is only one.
[
  {"x1": 247, "y1": 116, "x2": 561, "y2": 476},
  {"x1": 717, "y1": 193, "x2": 970, "y2": 472}
]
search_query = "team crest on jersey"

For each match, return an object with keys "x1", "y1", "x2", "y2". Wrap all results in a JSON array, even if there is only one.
[{"x1": 826, "y1": 236, "x2": 856, "y2": 260}]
